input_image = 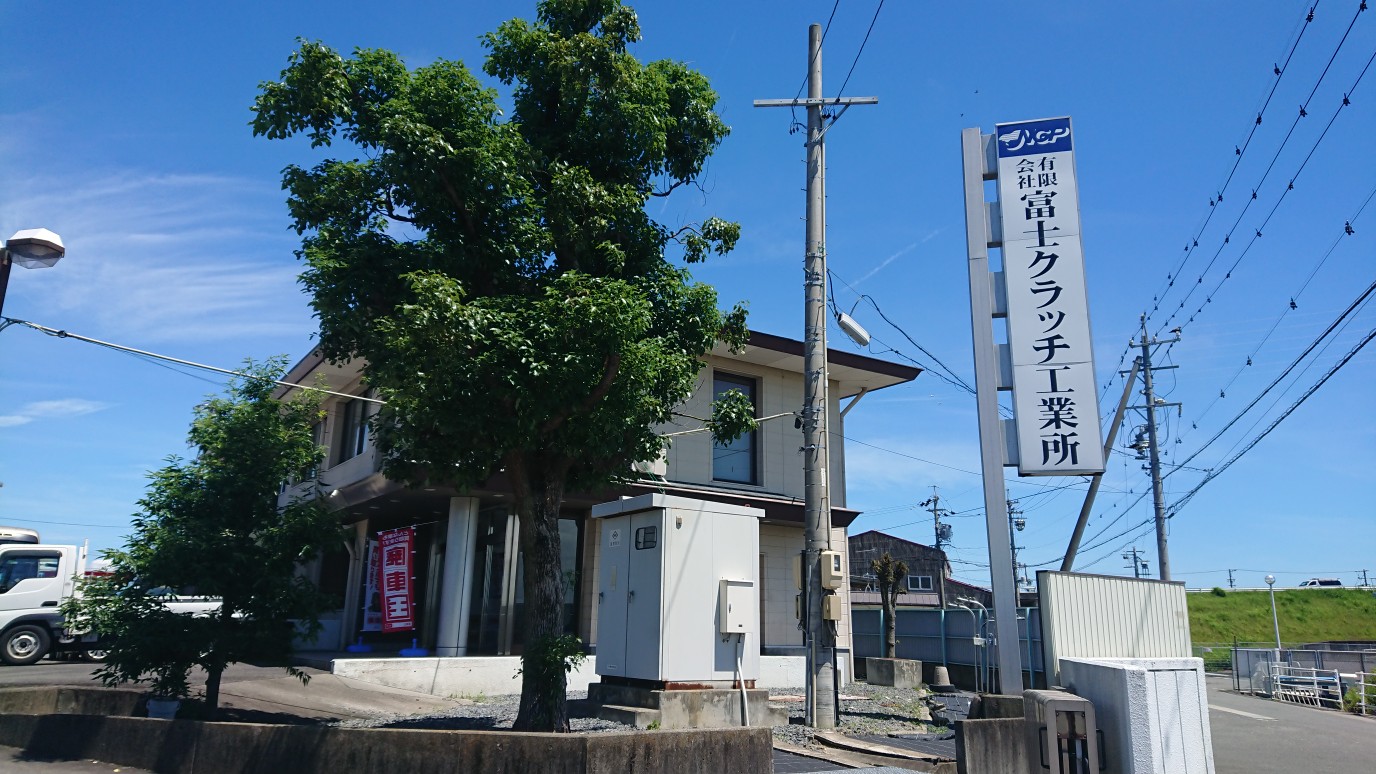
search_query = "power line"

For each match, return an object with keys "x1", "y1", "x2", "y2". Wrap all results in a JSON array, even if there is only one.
[
  {"x1": 1165, "y1": 276, "x2": 1376, "y2": 476},
  {"x1": 828, "y1": 270, "x2": 978, "y2": 394},
  {"x1": 1181, "y1": 184, "x2": 1374, "y2": 434},
  {"x1": 789, "y1": 1, "x2": 842, "y2": 131},
  {"x1": 1157, "y1": 38, "x2": 1376, "y2": 337},
  {"x1": 2, "y1": 317, "x2": 385, "y2": 405},
  {"x1": 834, "y1": 0, "x2": 885, "y2": 101},
  {"x1": 1168, "y1": 323, "x2": 1376, "y2": 515},
  {"x1": 1099, "y1": 2, "x2": 1328, "y2": 407}
]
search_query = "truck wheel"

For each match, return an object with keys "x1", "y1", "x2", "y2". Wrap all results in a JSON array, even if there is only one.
[
  {"x1": 2, "y1": 625, "x2": 52, "y2": 666},
  {"x1": 83, "y1": 646, "x2": 109, "y2": 663}
]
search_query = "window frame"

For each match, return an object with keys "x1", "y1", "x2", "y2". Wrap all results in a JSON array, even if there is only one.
[
  {"x1": 906, "y1": 574, "x2": 934, "y2": 592},
  {"x1": 336, "y1": 395, "x2": 370, "y2": 463},
  {"x1": 711, "y1": 370, "x2": 760, "y2": 485}
]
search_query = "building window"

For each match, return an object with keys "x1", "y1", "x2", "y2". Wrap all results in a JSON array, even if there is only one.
[
  {"x1": 907, "y1": 574, "x2": 933, "y2": 592},
  {"x1": 337, "y1": 397, "x2": 370, "y2": 463},
  {"x1": 712, "y1": 372, "x2": 758, "y2": 485}
]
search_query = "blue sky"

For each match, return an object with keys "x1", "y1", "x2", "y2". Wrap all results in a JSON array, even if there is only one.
[{"x1": 2, "y1": 1, "x2": 1372, "y2": 590}]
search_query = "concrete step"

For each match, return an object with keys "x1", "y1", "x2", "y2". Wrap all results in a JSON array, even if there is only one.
[{"x1": 596, "y1": 703, "x2": 662, "y2": 729}]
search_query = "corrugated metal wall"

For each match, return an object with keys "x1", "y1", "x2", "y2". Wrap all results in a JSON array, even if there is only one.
[{"x1": 1039, "y1": 571, "x2": 1192, "y2": 682}]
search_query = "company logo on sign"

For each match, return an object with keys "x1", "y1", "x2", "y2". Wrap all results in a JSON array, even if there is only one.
[{"x1": 996, "y1": 117, "x2": 1072, "y2": 157}]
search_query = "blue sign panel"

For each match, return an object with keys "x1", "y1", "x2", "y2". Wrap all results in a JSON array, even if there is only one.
[{"x1": 995, "y1": 117, "x2": 1072, "y2": 158}]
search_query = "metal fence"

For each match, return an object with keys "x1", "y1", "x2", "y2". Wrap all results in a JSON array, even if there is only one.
[
  {"x1": 1232, "y1": 647, "x2": 1376, "y2": 694},
  {"x1": 1269, "y1": 663, "x2": 1345, "y2": 710},
  {"x1": 852, "y1": 606, "x2": 1045, "y2": 690}
]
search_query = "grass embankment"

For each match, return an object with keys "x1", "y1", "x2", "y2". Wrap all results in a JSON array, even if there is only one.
[{"x1": 1188, "y1": 588, "x2": 1376, "y2": 644}]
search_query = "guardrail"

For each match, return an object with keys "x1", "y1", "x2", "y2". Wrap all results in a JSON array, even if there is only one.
[{"x1": 1269, "y1": 664, "x2": 1344, "y2": 710}]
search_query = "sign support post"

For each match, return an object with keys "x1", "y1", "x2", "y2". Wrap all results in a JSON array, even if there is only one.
[{"x1": 961, "y1": 127, "x2": 1024, "y2": 694}]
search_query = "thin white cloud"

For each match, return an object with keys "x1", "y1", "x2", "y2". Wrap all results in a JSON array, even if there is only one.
[
  {"x1": 851, "y1": 229, "x2": 944, "y2": 287},
  {"x1": 0, "y1": 398, "x2": 109, "y2": 428},
  {"x1": 0, "y1": 170, "x2": 314, "y2": 344}
]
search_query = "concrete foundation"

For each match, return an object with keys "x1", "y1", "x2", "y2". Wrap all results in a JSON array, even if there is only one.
[
  {"x1": 586, "y1": 682, "x2": 788, "y2": 729},
  {"x1": 866, "y1": 658, "x2": 923, "y2": 689},
  {"x1": 0, "y1": 712, "x2": 772, "y2": 774},
  {"x1": 954, "y1": 717, "x2": 1030, "y2": 774}
]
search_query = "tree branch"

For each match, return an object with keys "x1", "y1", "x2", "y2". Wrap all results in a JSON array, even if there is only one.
[
  {"x1": 648, "y1": 180, "x2": 684, "y2": 198},
  {"x1": 382, "y1": 190, "x2": 418, "y2": 224},
  {"x1": 436, "y1": 169, "x2": 478, "y2": 237},
  {"x1": 539, "y1": 353, "x2": 621, "y2": 435}
]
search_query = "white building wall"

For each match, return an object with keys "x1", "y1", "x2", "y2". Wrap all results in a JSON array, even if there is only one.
[
  {"x1": 660, "y1": 356, "x2": 846, "y2": 507},
  {"x1": 759, "y1": 524, "x2": 803, "y2": 648}
]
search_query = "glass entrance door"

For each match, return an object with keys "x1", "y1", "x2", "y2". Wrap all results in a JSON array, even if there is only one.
[{"x1": 466, "y1": 506, "x2": 514, "y2": 654}]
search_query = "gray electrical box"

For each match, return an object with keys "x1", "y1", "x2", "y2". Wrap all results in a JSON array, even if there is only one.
[
  {"x1": 1023, "y1": 689, "x2": 1100, "y2": 774},
  {"x1": 592, "y1": 494, "x2": 763, "y2": 683}
]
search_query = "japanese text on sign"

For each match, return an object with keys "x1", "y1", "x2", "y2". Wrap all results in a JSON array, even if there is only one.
[
  {"x1": 377, "y1": 528, "x2": 415, "y2": 632},
  {"x1": 995, "y1": 117, "x2": 1104, "y2": 475}
]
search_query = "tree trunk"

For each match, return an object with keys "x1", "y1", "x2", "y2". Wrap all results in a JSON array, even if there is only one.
[
  {"x1": 511, "y1": 454, "x2": 572, "y2": 732},
  {"x1": 884, "y1": 593, "x2": 898, "y2": 659},
  {"x1": 204, "y1": 665, "x2": 223, "y2": 714}
]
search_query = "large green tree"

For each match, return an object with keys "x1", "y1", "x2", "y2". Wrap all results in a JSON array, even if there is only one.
[
  {"x1": 252, "y1": 0, "x2": 751, "y2": 731},
  {"x1": 65, "y1": 359, "x2": 343, "y2": 714}
]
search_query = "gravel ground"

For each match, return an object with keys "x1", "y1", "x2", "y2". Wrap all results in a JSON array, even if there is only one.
[
  {"x1": 329, "y1": 682, "x2": 946, "y2": 745},
  {"x1": 330, "y1": 689, "x2": 635, "y2": 733},
  {"x1": 768, "y1": 682, "x2": 945, "y2": 750}
]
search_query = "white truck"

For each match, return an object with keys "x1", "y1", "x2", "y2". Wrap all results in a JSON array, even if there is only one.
[{"x1": 0, "y1": 530, "x2": 220, "y2": 665}]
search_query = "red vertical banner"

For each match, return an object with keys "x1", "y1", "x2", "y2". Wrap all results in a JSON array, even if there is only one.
[{"x1": 378, "y1": 528, "x2": 415, "y2": 632}]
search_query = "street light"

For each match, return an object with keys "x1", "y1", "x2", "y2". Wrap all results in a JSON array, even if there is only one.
[
  {"x1": 0, "y1": 228, "x2": 66, "y2": 319},
  {"x1": 1265, "y1": 574, "x2": 1282, "y2": 660}
]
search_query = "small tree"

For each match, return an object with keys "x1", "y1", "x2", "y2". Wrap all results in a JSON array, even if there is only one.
[
  {"x1": 64, "y1": 359, "x2": 343, "y2": 714},
  {"x1": 871, "y1": 553, "x2": 908, "y2": 659}
]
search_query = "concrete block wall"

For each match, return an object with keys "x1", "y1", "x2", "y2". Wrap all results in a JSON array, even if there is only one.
[
  {"x1": 955, "y1": 717, "x2": 1030, "y2": 774},
  {"x1": 1059, "y1": 657, "x2": 1215, "y2": 774},
  {"x1": 0, "y1": 713, "x2": 772, "y2": 774},
  {"x1": 330, "y1": 655, "x2": 811, "y2": 695}
]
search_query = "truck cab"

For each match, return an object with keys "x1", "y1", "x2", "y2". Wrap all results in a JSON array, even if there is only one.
[{"x1": 0, "y1": 543, "x2": 90, "y2": 664}]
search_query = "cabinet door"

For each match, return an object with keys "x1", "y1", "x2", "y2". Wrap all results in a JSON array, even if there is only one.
[
  {"x1": 595, "y1": 518, "x2": 630, "y2": 676},
  {"x1": 625, "y1": 511, "x2": 664, "y2": 680}
]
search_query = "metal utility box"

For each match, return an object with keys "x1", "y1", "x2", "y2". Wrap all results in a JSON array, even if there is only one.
[
  {"x1": 592, "y1": 494, "x2": 763, "y2": 683},
  {"x1": 1024, "y1": 689, "x2": 1100, "y2": 774},
  {"x1": 1060, "y1": 657, "x2": 1216, "y2": 774},
  {"x1": 820, "y1": 550, "x2": 844, "y2": 589}
]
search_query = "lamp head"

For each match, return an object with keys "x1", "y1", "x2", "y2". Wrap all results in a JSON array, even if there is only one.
[
  {"x1": 1265, "y1": 574, "x2": 1275, "y2": 586},
  {"x1": 836, "y1": 311, "x2": 871, "y2": 347},
  {"x1": 5, "y1": 228, "x2": 65, "y2": 268}
]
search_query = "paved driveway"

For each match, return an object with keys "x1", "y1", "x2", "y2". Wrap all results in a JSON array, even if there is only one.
[{"x1": 1207, "y1": 674, "x2": 1375, "y2": 773}]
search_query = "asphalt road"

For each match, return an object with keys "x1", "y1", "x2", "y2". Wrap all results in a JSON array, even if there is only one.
[{"x1": 1206, "y1": 674, "x2": 1376, "y2": 773}]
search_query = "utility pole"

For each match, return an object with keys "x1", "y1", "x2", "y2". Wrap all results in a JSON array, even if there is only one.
[
  {"x1": 1360, "y1": 569, "x2": 1370, "y2": 588},
  {"x1": 1227, "y1": 569, "x2": 1236, "y2": 590},
  {"x1": 1007, "y1": 499, "x2": 1024, "y2": 591},
  {"x1": 1132, "y1": 315, "x2": 1180, "y2": 581},
  {"x1": 1122, "y1": 546, "x2": 1149, "y2": 579},
  {"x1": 922, "y1": 487, "x2": 954, "y2": 609},
  {"x1": 754, "y1": 24, "x2": 876, "y2": 731}
]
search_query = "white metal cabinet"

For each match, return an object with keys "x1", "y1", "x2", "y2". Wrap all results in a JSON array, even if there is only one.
[{"x1": 592, "y1": 494, "x2": 763, "y2": 683}]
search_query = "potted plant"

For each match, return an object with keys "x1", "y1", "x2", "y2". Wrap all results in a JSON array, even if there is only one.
[{"x1": 146, "y1": 663, "x2": 191, "y2": 720}]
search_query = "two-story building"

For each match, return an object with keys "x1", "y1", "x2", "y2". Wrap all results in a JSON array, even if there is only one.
[
  {"x1": 847, "y1": 530, "x2": 994, "y2": 611},
  {"x1": 278, "y1": 331, "x2": 918, "y2": 681}
]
